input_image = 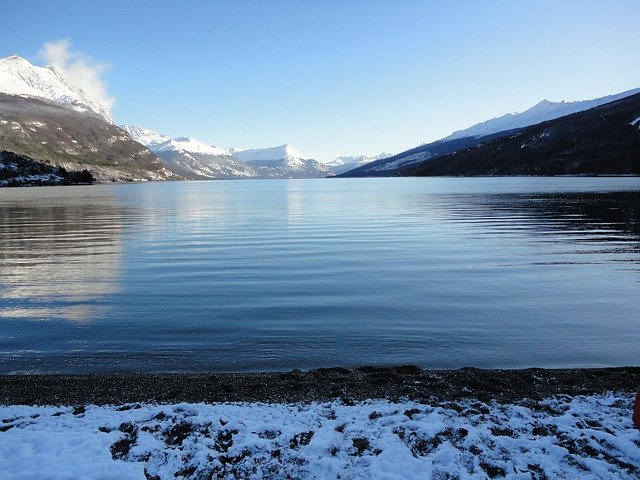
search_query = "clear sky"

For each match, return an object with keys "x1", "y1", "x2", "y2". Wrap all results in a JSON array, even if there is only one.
[{"x1": 2, "y1": 0, "x2": 639, "y2": 161}]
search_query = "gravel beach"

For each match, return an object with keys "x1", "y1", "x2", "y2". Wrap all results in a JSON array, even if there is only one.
[{"x1": 2, "y1": 366, "x2": 639, "y2": 406}]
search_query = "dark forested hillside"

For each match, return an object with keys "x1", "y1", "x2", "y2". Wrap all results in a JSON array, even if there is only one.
[{"x1": 401, "y1": 93, "x2": 640, "y2": 177}]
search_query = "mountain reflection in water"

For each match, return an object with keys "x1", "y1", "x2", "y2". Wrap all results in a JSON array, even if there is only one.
[
  {"x1": 0, "y1": 189, "x2": 128, "y2": 323},
  {"x1": 0, "y1": 178, "x2": 639, "y2": 373}
]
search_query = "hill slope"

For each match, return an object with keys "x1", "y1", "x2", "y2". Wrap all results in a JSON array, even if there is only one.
[
  {"x1": 339, "y1": 88, "x2": 640, "y2": 177},
  {"x1": 124, "y1": 125, "x2": 332, "y2": 180},
  {"x1": 337, "y1": 132, "x2": 518, "y2": 177},
  {"x1": 0, "y1": 94, "x2": 174, "y2": 182},
  {"x1": 402, "y1": 93, "x2": 640, "y2": 176},
  {"x1": 0, "y1": 55, "x2": 113, "y2": 124}
]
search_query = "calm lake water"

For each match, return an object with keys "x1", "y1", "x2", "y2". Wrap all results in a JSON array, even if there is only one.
[{"x1": 1, "y1": 177, "x2": 639, "y2": 374}]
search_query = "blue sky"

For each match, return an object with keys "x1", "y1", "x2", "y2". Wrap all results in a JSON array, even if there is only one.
[{"x1": 2, "y1": 0, "x2": 639, "y2": 161}]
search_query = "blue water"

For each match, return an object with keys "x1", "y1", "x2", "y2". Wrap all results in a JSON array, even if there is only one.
[{"x1": 1, "y1": 177, "x2": 639, "y2": 373}]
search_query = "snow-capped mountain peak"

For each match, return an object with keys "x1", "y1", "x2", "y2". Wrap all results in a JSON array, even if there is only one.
[
  {"x1": 120, "y1": 124, "x2": 171, "y2": 149},
  {"x1": 326, "y1": 152, "x2": 394, "y2": 175},
  {"x1": 120, "y1": 124, "x2": 329, "y2": 179},
  {"x1": 328, "y1": 152, "x2": 393, "y2": 167},
  {"x1": 233, "y1": 144, "x2": 306, "y2": 162},
  {"x1": 121, "y1": 125, "x2": 233, "y2": 156},
  {"x1": 157, "y1": 137, "x2": 232, "y2": 156},
  {"x1": 444, "y1": 87, "x2": 640, "y2": 141},
  {"x1": 0, "y1": 55, "x2": 114, "y2": 124}
]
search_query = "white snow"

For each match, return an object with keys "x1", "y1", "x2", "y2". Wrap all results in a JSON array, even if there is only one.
[
  {"x1": 120, "y1": 125, "x2": 171, "y2": 150},
  {"x1": 631, "y1": 116, "x2": 640, "y2": 127},
  {"x1": 0, "y1": 394, "x2": 637, "y2": 479},
  {"x1": 0, "y1": 55, "x2": 114, "y2": 124},
  {"x1": 326, "y1": 153, "x2": 393, "y2": 174},
  {"x1": 120, "y1": 125, "x2": 235, "y2": 157},
  {"x1": 445, "y1": 88, "x2": 640, "y2": 141},
  {"x1": 156, "y1": 137, "x2": 233, "y2": 157},
  {"x1": 371, "y1": 151, "x2": 432, "y2": 172},
  {"x1": 327, "y1": 153, "x2": 393, "y2": 168},
  {"x1": 233, "y1": 144, "x2": 305, "y2": 163},
  {"x1": 119, "y1": 125, "x2": 330, "y2": 179},
  {"x1": 0, "y1": 173, "x2": 62, "y2": 186}
]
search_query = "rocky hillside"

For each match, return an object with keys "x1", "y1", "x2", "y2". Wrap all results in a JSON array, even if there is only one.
[
  {"x1": 402, "y1": 93, "x2": 640, "y2": 176},
  {"x1": 153, "y1": 137, "x2": 257, "y2": 179},
  {"x1": 0, "y1": 150, "x2": 94, "y2": 186},
  {"x1": 0, "y1": 94, "x2": 175, "y2": 182},
  {"x1": 123, "y1": 125, "x2": 332, "y2": 180},
  {"x1": 326, "y1": 153, "x2": 393, "y2": 175},
  {"x1": 337, "y1": 132, "x2": 517, "y2": 177},
  {"x1": 339, "y1": 88, "x2": 640, "y2": 177},
  {"x1": 0, "y1": 55, "x2": 114, "y2": 124}
]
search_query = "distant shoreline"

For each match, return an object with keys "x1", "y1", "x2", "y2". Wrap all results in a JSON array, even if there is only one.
[
  {"x1": 2, "y1": 174, "x2": 640, "y2": 188},
  {"x1": 2, "y1": 366, "x2": 638, "y2": 406}
]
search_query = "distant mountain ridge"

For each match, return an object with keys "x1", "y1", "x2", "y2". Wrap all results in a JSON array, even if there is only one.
[
  {"x1": 326, "y1": 153, "x2": 393, "y2": 175},
  {"x1": 2, "y1": 55, "x2": 637, "y2": 184},
  {"x1": 339, "y1": 88, "x2": 640, "y2": 177},
  {"x1": 0, "y1": 55, "x2": 114, "y2": 124},
  {"x1": 0, "y1": 56, "x2": 177, "y2": 184},
  {"x1": 0, "y1": 94, "x2": 174, "y2": 182},
  {"x1": 401, "y1": 92, "x2": 640, "y2": 176},
  {"x1": 444, "y1": 88, "x2": 640, "y2": 141},
  {"x1": 123, "y1": 125, "x2": 331, "y2": 179}
]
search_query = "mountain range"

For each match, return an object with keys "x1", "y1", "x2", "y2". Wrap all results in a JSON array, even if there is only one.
[
  {"x1": 325, "y1": 153, "x2": 393, "y2": 175},
  {"x1": 0, "y1": 55, "x2": 113, "y2": 124},
  {"x1": 0, "y1": 54, "x2": 637, "y2": 185},
  {"x1": 0, "y1": 92, "x2": 174, "y2": 182},
  {"x1": 338, "y1": 88, "x2": 640, "y2": 177},
  {"x1": 0, "y1": 55, "x2": 338, "y2": 183},
  {"x1": 122, "y1": 125, "x2": 332, "y2": 179},
  {"x1": 402, "y1": 92, "x2": 640, "y2": 177}
]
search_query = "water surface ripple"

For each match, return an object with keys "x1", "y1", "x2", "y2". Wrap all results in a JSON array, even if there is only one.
[{"x1": 1, "y1": 177, "x2": 639, "y2": 373}]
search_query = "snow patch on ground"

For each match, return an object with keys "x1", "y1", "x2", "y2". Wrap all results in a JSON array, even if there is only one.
[
  {"x1": 631, "y1": 116, "x2": 640, "y2": 127},
  {"x1": 1, "y1": 394, "x2": 638, "y2": 479},
  {"x1": 369, "y1": 152, "x2": 430, "y2": 172},
  {"x1": 0, "y1": 173, "x2": 62, "y2": 186}
]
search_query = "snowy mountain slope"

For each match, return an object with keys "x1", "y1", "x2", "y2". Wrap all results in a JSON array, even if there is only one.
[
  {"x1": 122, "y1": 125, "x2": 235, "y2": 156},
  {"x1": 157, "y1": 137, "x2": 234, "y2": 157},
  {"x1": 326, "y1": 153, "x2": 393, "y2": 175},
  {"x1": 122, "y1": 125, "x2": 253, "y2": 179},
  {"x1": 120, "y1": 124, "x2": 171, "y2": 150},
  {"x1": 153, "y1": 137, "x2": 256, "y2": 180},
  {"x1": 154, "y1": 148, "x2": 257, "y2": 180},
  {"x1": 233, "y1": 144, "x2": 332, "y2": 178},
  {"x1": 233, "y1": 144, "x2": 305, "y2": 163},
  {"x1": 0, "y1": 93, "x2": 174, "y2": 182},
  {"x1": 403, "y1": 92, "x2": 640, "y2": 176},
  {"x1": 445, "y1": 87, "x2": 640, "y2": 141},
  {"x1": 340, "y1": 87, "x2": 640, "y2": 177},
  {"x1": 338, "y1": 133, "x2": 512, "y2": 177},
  {"x1": 127, "y1": 129, "x2": 332, "y2": 179},
  {"x1": 0, "y1": 55, "x2": 113, "y2": 124}
]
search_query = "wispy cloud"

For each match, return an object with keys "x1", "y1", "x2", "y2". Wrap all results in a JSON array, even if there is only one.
[{"x1": 38, "y1": 39, "x2": 115, "y2": 112}]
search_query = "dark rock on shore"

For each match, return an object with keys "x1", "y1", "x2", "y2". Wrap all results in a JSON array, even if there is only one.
[{"x1": 1, "y1": 366, "x2": 638, "y2": 406}]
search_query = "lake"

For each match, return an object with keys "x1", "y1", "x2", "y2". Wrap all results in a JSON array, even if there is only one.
[{"x1": 1, "y1": 177, "x2": 639, "y2": 374}]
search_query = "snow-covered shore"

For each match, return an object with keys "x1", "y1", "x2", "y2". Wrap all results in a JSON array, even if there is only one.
[{"x1": 1, "y1": 393, "x2": 638, "y2": 479}]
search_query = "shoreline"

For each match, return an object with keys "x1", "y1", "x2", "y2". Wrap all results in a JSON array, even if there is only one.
[{"x1": 2, "y1": 365, "x2": 639, "y2": 406}]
